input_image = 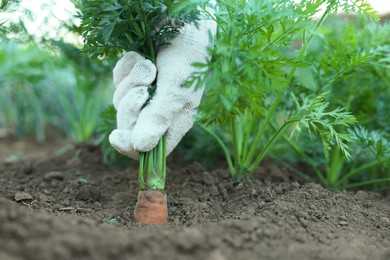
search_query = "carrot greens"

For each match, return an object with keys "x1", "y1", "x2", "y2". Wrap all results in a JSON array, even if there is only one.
[
  {"x1": 280, "y1": 16, "x2": 390, "y2": 190},
  {"x1": 190, "y1": 0, "x2": 377, "y2": 182},
  {"x1": 80, "y1": 0, "x2": 202, "y2": 190}
]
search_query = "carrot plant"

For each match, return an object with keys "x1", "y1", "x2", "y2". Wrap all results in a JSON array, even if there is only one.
[
  {"x1": 279, "y1": 16, "x2": 390, "y2": 190},
  {"x1": 189, "y1": 0, "x2": 376, "y2": 182},
  {"x1": 345, "y1": 127, "x2": 389, "y2": 189},
  {"x1": 80, "y1": 0, "x2": 204, "y2": 224},
  {"x1": 81, "y1": 0, "x2": 201, "y2": 189},
  {"x1": 0, "y1": 43, "x2": 50, "y2": 140},
  {"x1": 281, "y1": 125, "x2": 390, "y2": 190},
  {"x1": 0, "y1": 0, "x2": 111, "y2": 143}
]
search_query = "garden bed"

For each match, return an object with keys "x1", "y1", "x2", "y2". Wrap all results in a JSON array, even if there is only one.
[{"x1": 0, "y1": 139, "x2": 389, "y2": 260}]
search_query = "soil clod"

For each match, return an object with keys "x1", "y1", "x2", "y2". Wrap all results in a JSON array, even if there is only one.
[{"x1": 14, "y1": 192, "x2": 33, "y2": 202}]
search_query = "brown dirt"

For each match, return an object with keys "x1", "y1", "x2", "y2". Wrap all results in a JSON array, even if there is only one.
[{"x1": 0, "y1": 139, "x2": 389, "y2": 260}]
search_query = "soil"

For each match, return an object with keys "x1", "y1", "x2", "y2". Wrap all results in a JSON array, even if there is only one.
[{"x1": 0, "y1": 138, "x2": 389, "y2": 260}]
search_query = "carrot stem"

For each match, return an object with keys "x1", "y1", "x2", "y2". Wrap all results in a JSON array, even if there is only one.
[{"x1": 139, "y1": 135, "x2": 166, "y2": 190}]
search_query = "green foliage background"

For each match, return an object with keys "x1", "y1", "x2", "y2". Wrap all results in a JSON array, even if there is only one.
[{"x1": 0, "y1": 0, "x2": 388, "y2": 189}]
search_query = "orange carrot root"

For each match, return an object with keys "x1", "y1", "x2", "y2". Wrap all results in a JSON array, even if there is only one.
[{"x1": 134, "y1": 190, "x2": 168, "y2": 225}]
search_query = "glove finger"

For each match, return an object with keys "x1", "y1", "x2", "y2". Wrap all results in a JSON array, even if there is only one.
[
  {"x1": 165, "y1": 108, "x2": 196, "y2": 156},
  {"x1": 110, "y1": 86, "x2": 149, "y2": 160},
  {"x1": 117, "y1": 86, "x2": 149, "y2": 130},
  {"x1": 130, "y1": 93, "x2": 183, "y2": 152},
  {"x1": 113, "y1": 59, "x2": 156, "y2": 109},
  {"x1": 113, "y1": 51, "x2": 145, "y2": 87},
  {"x1": 131, "y1": 87, "x2": 203, "y2": 152},
  {"x1": 109, "y1": 129, "x2": 139, "y2": 160}
]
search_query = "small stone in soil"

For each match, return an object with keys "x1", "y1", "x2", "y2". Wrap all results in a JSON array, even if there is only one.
[
  {"x1": 14, "y1": 192, "x2": 33, "y2": 202},
  {"x1": 44, "y1": 171, "x2": 64, "y2": 181},
  {"x1": 58, "y1": 207, "x2": 74, "y2": 211},
  {"x1": 339, "y1": 221, "x2": 348, "y2": 226},
  {"x1": 338, "y1": 215, "x2": 348, "y2": 222}
]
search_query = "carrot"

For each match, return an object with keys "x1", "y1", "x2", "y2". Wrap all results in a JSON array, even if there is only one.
[
  {"x1": 134, "y1": 190, "x2": 168, "y2": 226},
  {"x1": 136, "y1": 137, "x2": 167, "y2": 225}
]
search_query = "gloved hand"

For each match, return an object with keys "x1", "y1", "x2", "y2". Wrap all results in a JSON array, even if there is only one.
[{"x1": 109, "y1": 18, "x2": 217, "y2": 159}]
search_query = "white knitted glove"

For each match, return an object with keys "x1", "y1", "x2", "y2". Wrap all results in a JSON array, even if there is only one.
[{"x1": 109, "y1": 18, "x2": 217, "y2": 159}]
